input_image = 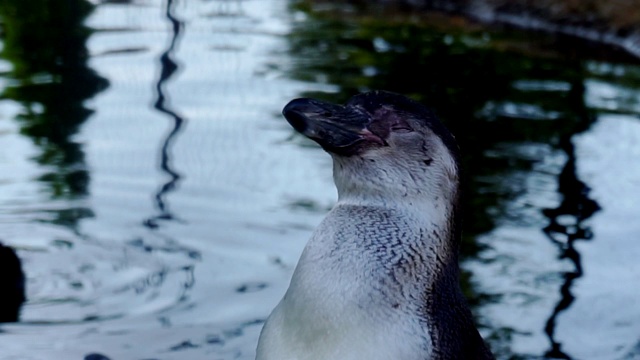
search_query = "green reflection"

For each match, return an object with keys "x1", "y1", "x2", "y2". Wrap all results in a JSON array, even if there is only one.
[
  {"x1": 0, "y1": 0, "x2": 108, "y2": 227},
  {"x1": 286, "y1": 1, "x2": 600, "y2": 250},
  {"x1": 285, "y1": 1, "x2": 640, "y2": 357}
]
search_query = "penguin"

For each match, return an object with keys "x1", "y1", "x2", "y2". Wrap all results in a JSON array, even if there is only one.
[{"x1": 256, "y1": 91, "x2": 494, "y2": 360}]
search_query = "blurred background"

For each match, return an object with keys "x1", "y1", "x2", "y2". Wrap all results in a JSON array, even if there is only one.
[{"x1": 0, "y1": 0, "x2": 639, "y2": 359}]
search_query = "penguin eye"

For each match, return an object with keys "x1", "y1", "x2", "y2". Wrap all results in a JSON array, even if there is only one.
[
  {"x1": 388, "y1": 115, "x2": 413, "y2": 133},
  {"x1": 391, "y1": 125, "x2": 413, "y2": 133}
]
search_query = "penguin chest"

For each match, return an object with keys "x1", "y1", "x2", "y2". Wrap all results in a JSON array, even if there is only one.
[
  {"x1": 255, "y1": 206, "x2": 436, "y2": 359},
  {"x1": 256, "y1": 286, "x2": 432, "y2": 360}
]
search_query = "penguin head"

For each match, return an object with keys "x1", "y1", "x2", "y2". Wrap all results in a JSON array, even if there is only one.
[{"x1": 282, "y1": 90, "x2": 460, "y2": 203}]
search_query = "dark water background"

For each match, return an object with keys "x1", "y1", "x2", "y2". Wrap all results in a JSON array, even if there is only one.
[{"x1": 0, "y1": 0, "x2": 639, "y2": 359}]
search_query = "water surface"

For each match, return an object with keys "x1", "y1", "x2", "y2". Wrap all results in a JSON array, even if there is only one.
[{"x1": 0, "y1": 1, "x2": 639, "y2": 359}]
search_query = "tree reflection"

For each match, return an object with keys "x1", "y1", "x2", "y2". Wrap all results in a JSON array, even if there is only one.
[
  {"x1": 143, "y1": 0, "x2": 186, "y2": 230},
  {"x1": 0, "y1": 0, "x2": 108, "y2": 229},
  {"x1": 541, "y1": 82, "x2": 600, "y2": 359}
]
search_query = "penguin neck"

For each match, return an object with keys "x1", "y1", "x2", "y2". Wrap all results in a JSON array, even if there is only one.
[
  {"x1": 333, "y1": 165, "x2": 462, "y2": 263},
  {"x1": 335, "y1": 182, "x2": 454, "y2": 228},
  {"x1": 331, "y1": 156, "x2": 458, "y2": 221}
]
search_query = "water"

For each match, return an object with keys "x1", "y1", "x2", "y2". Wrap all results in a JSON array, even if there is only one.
[{"x1": 0, "y1": 1, "x2": 639, "y2": 359}]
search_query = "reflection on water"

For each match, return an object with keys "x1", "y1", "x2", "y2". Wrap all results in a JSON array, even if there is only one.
[
  {"x1": 0, "y1": 0, "x2": 108, "y2": 228},
  {"x1": 0, "y1": 0, "x2": 639, "y2": 359},
  {"x1": 285, "y1": 5, "x2": 599, "y2": 239},
  {"x1": 144, "y1": 0, "x2": 186, "y2": 230},
  {"x1": 541, "y1": 89, "x2": 600, "y2": 358},
  {"x1": 284, "y1": 4, "x2": 601, "y2": 242}
]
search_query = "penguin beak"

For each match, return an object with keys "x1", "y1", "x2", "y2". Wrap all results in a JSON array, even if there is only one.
[{"x1": 283, "y1": 98, "x2": 385, "y2": 155}]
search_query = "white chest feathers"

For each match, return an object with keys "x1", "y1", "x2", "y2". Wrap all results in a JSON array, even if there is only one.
[
  {"x1": 255, "y1": 204, "x2": 438, "y2": 360},
  {"x1": 255, "y1": 292, "x2": 431, "y2": 360}
]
